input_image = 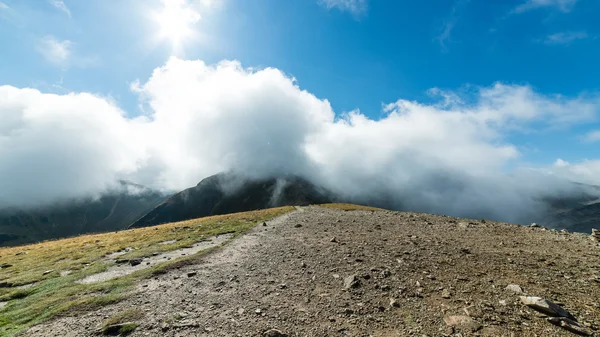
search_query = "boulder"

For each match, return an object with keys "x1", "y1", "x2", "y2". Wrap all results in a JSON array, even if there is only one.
[
  {"x1": 505, "y1": 284, "x2": 524, "y2": 294},
  {"x1": 263, "y1": 329, "x2": 288, "y2": 337},
  {"x1": 547, "y1": 317, "x2": 591, "y2": 336},
  {"x1": 519, "y1": 296, "x2": 575, "y2": 320},
  {"x1": 443, "y1": 315, "x2": 482, "y2": 332},
  {"x1": 343, "y1": 275, "x2": 360, "y2": 289}
]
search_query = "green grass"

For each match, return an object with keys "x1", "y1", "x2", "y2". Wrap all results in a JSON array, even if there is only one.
[{"x1": 0, "y1": 207, "x2": 293, "y2": 336}]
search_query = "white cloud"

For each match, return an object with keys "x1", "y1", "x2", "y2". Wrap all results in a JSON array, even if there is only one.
[
  {"x1": 514, "y1": 0, "x2": 578, "y2": 13},
  {"x1": 551, "y1": 159, "x2": 600, "y2": 186},
  {"x1": 0, "y1": 2, "x2": 8, "y2": 10},
  {"x1": 36, "y1": 36, "x2": 72, "y2": 67},
  {"x1": 49, "y1": 0, "x2": 71, "y2": 18},
  {"x1": 0, "y1": 86, "x2": 146, "y2": 208},
  {"x1": 1, "y1": 58, "x2": 599, "y2": 224},
  {"x1": 318, "y1": 0, "x2": 368, "y2": 16},
  {"x1": 543, "y1": 31, "x2": 588, "y2": 45},
  {"x1": 583, "y1": 130, "x2": 600, "y2": 142},
  {"x1": 435, "y1": 0, "x2": 470, "y2": 52}
]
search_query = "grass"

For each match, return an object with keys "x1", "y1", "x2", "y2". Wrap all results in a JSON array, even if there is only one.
[
  {"x1": 0, "y1": 207, "x2": 293, "y2": 336},
  {"x1": 319, "y1": 203, "x2": 388, "y2": 212},
  {"x1": 101, "y1": 308, "x2": 143, "y2": 335}
]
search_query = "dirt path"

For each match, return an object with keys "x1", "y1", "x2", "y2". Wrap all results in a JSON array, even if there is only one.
[{"x1": 23, "y1": 207, "x2": 600, "y2": 336}]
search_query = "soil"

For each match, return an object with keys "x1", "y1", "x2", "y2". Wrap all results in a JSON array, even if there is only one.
[{"x1": 22, "y1": 206, "x2": 600, "y2": 336}]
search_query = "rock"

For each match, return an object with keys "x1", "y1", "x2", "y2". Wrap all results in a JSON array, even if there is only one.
[
  {"x1": 294, "y1": 224, "x2": 302, "y2": 228},
  {"x1": 330, "y1": 237, "x2": 337, "y2": 243},
  {"x1": 187, "y1": 272, "x2": 197, "y2": 277},
  {"x1": 42, "y1": 269, "x2": 54, "y2": 275},
  {"x1": 519, "y1": 296, "x2": 575, "y2": 320},
  {"x1": 389, "y1": 298, "x2": 400, "y2": 307},
  {"x1": 0, "y1": 281, "x2": 14, "y2": 288},
  {"x1": 530, "y1": 223, "x2": 539, "y2": 227},
  {"x1": 547, "y1": 317, "x2": 591, "y2": 336},
  {"x1": 15, "y1": 251, "x2": 26, "y2": 256},
  {"x1": 262, "y1": 222, "x2": 267, "y2": 227},
  {"x1": 300, "y1": 261, "x2": 307, "y2": 268},
  {"x1": 505, "y1": 284, "x2": 524, "y2": 294},
  {"x1": 343, "y1": 275, "x2": 360, "y2": 289},
  {"x1": 442, "y1": 289, "x2": 451, "y2": 299},
  {"x1": 443, "y1": 315, "x2": 482, "y2": 332},
  {"x1": 263, "y1": 329, "x2": 288, "y2": 337},
  {"x1": 592, "y1": 229, "x2": 600, "y2": 240},
  {"x1": 129, "y1": 258, "x2": 143, "y2": 266},
  {"x1": 0, "y1": 264, "x2": 12, "y2": 269}
]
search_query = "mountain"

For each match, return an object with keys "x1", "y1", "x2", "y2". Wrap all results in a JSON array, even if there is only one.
[
  {"x1": 0, "y1": 182, "x2": 167, "y2": 246},
  {"x1": 130, "y1": 173, "x2": 334, "y2": 228},
  {"x1": 545, "y1": 201, "x2": 600, "y2": 232},
  {"x1": 539, "y1": 183, "x2": 600, "y2": 232}
]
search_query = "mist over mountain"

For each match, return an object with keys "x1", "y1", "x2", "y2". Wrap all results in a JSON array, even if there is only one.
[
  {"x1": 1, "y1": 59, "x2": 600, "y2": 235},
  {"x1": 130, "y1": 173, "x2": 334, "y2": 228},
  {"x1": 0, "y1": 181, "x2": 167, "y2": 246}
]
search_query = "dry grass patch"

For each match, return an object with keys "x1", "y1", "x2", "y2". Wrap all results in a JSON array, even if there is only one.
[{"x1": 0, "y1": 207, "x2": 293, "y2": 336}]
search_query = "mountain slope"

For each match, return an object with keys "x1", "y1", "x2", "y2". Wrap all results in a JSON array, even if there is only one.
[
  {"x1": 0, "y1": 182, "x2": 167, "y2": 246},
  {"x1": 22, "y1": 205, "x2": 600, "y2": 336},
  {"x1": 130, "y1": 173, "x2": 334, "y2": 228}
]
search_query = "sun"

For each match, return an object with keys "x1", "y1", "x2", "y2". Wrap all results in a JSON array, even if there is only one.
[{"x1": 153, "y1": 0, "x2": 200, "y2": 47}]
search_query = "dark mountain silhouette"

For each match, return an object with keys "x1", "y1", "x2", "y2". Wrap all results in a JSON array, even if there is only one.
[
  {"x1": 0, "y1": 182, "x2": 167, "y2": 246},
  {"x1": 539, "y1": 183, "x2": 600, "y2": 232},
  {"x1": 130, "y1": 173, "x2": 335, "y2": 228}
]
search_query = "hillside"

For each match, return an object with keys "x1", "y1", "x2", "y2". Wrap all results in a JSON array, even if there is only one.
[
  {"x1": 1, "y1": 205, "x2": 598, "y2": 336},
  {"x1": 130, "y1": 173, "x2": 334, "y2": 228},
  {"x1": 0, "y1": 207, "x2": 293, "y2": 336},
  {"x1": 0, "y1": 182, "x2": 167, "y2": 247}
]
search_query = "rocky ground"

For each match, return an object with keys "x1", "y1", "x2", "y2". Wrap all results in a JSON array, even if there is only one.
[{"x1": 23, "y1": 206, "x2": 600, "y2": 336}]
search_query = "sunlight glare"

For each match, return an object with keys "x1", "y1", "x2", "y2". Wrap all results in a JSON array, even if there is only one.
[{"x1": 153, "y1": 0, "x2": 200, "y2": 46}]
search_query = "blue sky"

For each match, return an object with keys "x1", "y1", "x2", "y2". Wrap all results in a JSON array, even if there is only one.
[
  {"x1": 1, "y1": 0, "x2": 598, "y2": 108},
  {"x1": 1, "y1": 0, "x2": 600, "y2": 213}
]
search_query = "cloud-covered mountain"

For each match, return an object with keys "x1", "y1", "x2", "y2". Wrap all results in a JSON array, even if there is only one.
[
  {"x1": 0, "y1": 181, "x2": 167, "y2": 246},
  {"x1": 130, "y1": 172, "x2": 334, "y2": 228},
  {"x1": 1, "y1": 57, "x2": 600, "y2": 230}
]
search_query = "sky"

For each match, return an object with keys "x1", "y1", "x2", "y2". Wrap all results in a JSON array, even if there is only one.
[{"x1": 1, "y1": 0, "x2": 600, "y2": 222}]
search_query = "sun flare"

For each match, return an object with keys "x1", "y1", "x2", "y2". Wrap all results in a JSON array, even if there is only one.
[{"x1": 153, "y1": 0, "x2": 200, "y2": 46}]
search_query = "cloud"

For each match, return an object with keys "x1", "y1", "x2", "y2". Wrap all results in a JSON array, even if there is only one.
[
  {"x1": 551, "y1": 159, "x2": 600, "y2": 186},
  {"x1": 543, "y1": 31, "x2": 588, "y2": 45},
  {"x1": 435, "y1": 0, "x2": 470, "y2": 51},
  {"x1": 36, "y1": 36, "x2": 72, "y2": 67},
  {"x1": 0, "y1": 86, "x2": 146, "y2": 208},
  {"x1": 0, "y1": 2, "x2": 8, "y2": 10},
  {"x1": 583, "y1": 130, "x2": 600, "y2": 142},
  {"x1": 35, "y1": 36, "x2": 101, "y2": 69},
  {"x1": 513, "y1": 0, "x2": 578, "y2": 13},
  {"x1": 318, "y1": 0, "x2": 368, "y2": 16},
  {"x1": 49, "y1": 0, "x2": 71, "y2": 18},
  {"x1": 1, "y1": 58, "x2": 599, "y2": 225}
]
